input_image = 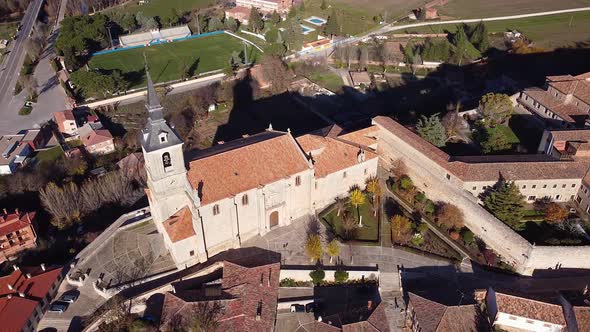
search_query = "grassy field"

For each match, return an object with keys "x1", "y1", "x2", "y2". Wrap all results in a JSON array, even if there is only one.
[
  {"x1": 439, "y1": 0, "x2": 590, "y2": 19},
  {"x1": 107, "y1": 0, "x2": 215, "y2": 17},
  {"x1": 306, "y1": 71, "x2": 344, "y2": 92},
  {"x1": 90, "y1": 34, "x2": 261, "y2": 87},
  {"x1": 400, "y1": 11, "x2": 590, "y2": 49},
  {"x1": 36, "y1": 146, "x2": 64, "y2": 163},
  {"x1": 321, "y1": 201, "x2": 379, "y2": 242},
  {"x1": 0, "y1": 22, "x2": 16, "y2": 40}
]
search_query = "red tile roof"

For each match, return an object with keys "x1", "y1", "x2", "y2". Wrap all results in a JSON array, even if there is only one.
[
  {"x1": 408, "y1": 293, "x2": 487, "y2": 332},
  {"x1": 296, "y1": 132, "x2": 377, "y2": 178},
  {"x1": 0, "y1": 296, "x2": 38, "y2": 332},
  {"x1": 187, "y1": 132, "x2": 310, "y2": 205},
  {"x1": 494, "y1": 292, "x2": 567, "y2": 326},
  {"x1": 373, "y1": 116, "x2": 590, "y2": 182},
  {"x1": 522, "y1": 88, "x2": 587, "y2": 123},
  {"x1": 574, "y1": 306, "x2": 590, "y2": 332},
  {"x1": 162, "y1": 206, "x2": 195, "y2": 243},
  {"x1": 0, "y1": 211, "x2": 35, "y2": 238},
  {"x1": 81, "y1": 128, "x2": 113, "y2": 147},
  {"x1": 339, "y1": 126, "x2": 379, "y2": 148},
  {"x1": 547, "y1": 74, "x2": 590, "y2": 105},
  {"x1": 54, "y1": 110, "x2": 75, "y2": 133}
]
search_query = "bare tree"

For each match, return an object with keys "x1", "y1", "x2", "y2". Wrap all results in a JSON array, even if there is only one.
[{"x1": 163, "y1": 301, "x2": 225, "y2": 332}]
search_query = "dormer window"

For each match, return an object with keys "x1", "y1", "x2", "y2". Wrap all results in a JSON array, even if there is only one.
[{"x1": 159, "y1": 132, "x2": 168, "y2": 143}]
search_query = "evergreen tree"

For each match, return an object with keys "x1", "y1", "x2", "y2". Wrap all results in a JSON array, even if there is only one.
[
  {"x1": 416, "y1": 114, "x2": 447, "y2": 147},
  {"x1": 324, "y1": 9, "x2": 340, "y2": 37},
  {"x1": 451, "y1": 24, "x2": 480, "y2": 64},
  {"x1": 478, "y1": 92, "x2": 514, "y2": 125},
  {"x1": 469, "y1": 21, "x2": 489, "y2": 52},
  {"x1": 207, "y1": 16, "x2": 223, "y2": 32},
  {"x1": 265, "y1": 27, "x2": 279, "y2": 43},
  {"x1": 248, "y1": 7, "x2": 264, "y2": 33},
  {"x1": 283, "y1": 19, "x2": 303, "y2": 51},
  {"x1": 270, "y1": 11, "x2": 281, "y2": 25},
  {"x1": 477, "y1": 126, "x2": 512, "y2": 154},
  {"x1": 483, "y1": 179, "x2": 525, "y2": 229},
  {"x1": 224, "y1": 17, "x2": 238, "y2": 32}
]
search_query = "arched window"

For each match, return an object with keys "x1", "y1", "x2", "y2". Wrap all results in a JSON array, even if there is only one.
[
  {"x1": 162, "y1": 152, "x2": 172, "y2": 169},
  {"x1": 295, "y1": 176, "x2": 301, "y2": 186},
  {"x1": 213, "y1": 204, "x2": 220, "y2": 215},
  {"x1": 242, "y1": 194, "x2": 249, "y2": 206}
]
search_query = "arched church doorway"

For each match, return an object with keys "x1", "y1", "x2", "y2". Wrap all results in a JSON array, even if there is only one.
[{"x1": 270, "y1": 211, "x2": 279, "y2": 228}]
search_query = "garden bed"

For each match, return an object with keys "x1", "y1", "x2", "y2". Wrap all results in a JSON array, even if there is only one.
[{"x1": 320, "y1": 201, "x2": 380, "y2": 242}]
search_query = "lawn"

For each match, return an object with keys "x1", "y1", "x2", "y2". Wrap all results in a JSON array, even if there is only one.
[
  {"x1": 0, "y1": 22, "x2": 16, "y2": 40},
  {"x1": 106, "y1": 0, "x2": 215, "y2": 17},
  {"x1": 398, "y1": 11, "x2": 590, "y2": 49},
  {"x1": 487, "y1": 125, "x2": 520, "y2": 145},
  {"x1": 439, "y1": 0, "x2": 590, "y2": 19},
  {"x1": 306, "y1": 71, "x2": 344, "y2": 92},
  {"x1": 35, "y1": 146, "x2": 64, "y2": 163},
  {"x1": 89, "y1": 33, "x2": 261, "y2": 87},
  {"x1": 321, "y1": 201, "x2": 379, "y2": 242}
]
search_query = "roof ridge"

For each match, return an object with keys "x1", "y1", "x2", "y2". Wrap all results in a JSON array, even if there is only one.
[{"x1": 496, "y1": 292, "x2": 563, "y2": 307}]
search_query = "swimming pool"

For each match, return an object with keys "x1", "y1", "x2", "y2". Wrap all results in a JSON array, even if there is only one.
[
  {"x1": 304, "y1": 16, "x2": 327, "y2": 26},
  {"x1": 300, "y1": 24, "x2": 316, "y2": 35}
]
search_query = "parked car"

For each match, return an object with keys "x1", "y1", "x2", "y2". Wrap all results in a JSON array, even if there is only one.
[
  {"x1": 48, "y1": 302, "x2": 69, "y2": 313},
  {"x1": 59, "y1": 293, "x2": 78, "y2": 303},
  {"x1": 290, "y1": 304, "x2": 305, "y2": 312},
  {"x1": 305, "y1": 303, "x2": 317, "y2": 313}
]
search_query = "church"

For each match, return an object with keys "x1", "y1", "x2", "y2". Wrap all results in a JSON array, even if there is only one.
[{"x1": 140, "y1": 71, "x2": 379, "y2": 268}]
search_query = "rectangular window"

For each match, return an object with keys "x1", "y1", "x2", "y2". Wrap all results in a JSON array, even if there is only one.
[
  {"x1": 446, "y1": 174, "x2": 451, "y2": 180},
  {"x1": 242, "y1": 195, "x2": 249, "y2": 206},
  {"x1": 562, "y1": 184, "x2": 566, "y2": 188},
  {"x1": 522, "y1": 185, "x2": 527, "y2": 189},
  {"x1": 343, "y1": 171, "x2": 347, "y2": 178},
  {"x1": 528, "y1": 196, "x2": 536, "y2": 201},
  {"x1": 576, "y1": 195, "x2": 582, "y2": 203},
  {"x1": 189, "y1": 250, "x2": 194, "y2": 256},
  {"x1": 364, "y1": 169, "x2": 367, "y2": 175},
  {"x1": 543, "y1": 184, "x2": 547, "y2": 189},
  {"x1": 556, "y1": 195, "x2": 561, "y2": 200},
  {"x1": 213, "y1": 204, "x2": 220, "y2": 215},
  {"x1": 295, "y1": 176, "x2": 301, "y2": 186},
  {"x1": 532, "y1": 185, "x2": 536, "y2": 189},
  {"x1": 571, "y1": 184, "x2": 577, "y2": 188},
  {"x1": 553, "y1": 184, "x2": 557, "y2": 188},
  {"x1": 472, "y1": 186, "x2": 476, "y2": 191}
]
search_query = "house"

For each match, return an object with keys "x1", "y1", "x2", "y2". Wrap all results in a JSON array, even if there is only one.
[
  {"x1": 349, "y1": 71, "x2": 371, "y2": 88},
  {"x1": 54, "y1": 110, "x2": 77, "y2": 136},
  {"x1": 477, "y1": 287, "x2": 590, "y2": 332},
  {"x1": 159, "y1": 261, "x2": 280, "y2": 331},
  {"x1": 119, "y1": 25, "x2": 191, "y2": 47},
  {"x1": 0, "y1": 265, "x2": 64, "y2": 332},
  {"x1": 235, "y1": 0, "x2": 293, "y2": 14},
  {"x1": 79, "y1": 124, "x2": 115, "y2": 155},
  {"x1": 225, "y1": 6, "x2": 251, "y2": 25},
  {"x1": 140, "y1": 69, "x2": 378, "y2": 268},
  {"x1": 518, "y1": 72, "x2": 590, "y2": 128},
  {"x1": 20, "y1": 129, "x2": 46, "y2": 150},
  {"x1": 0, "y1": 210, "x2": 37, "y2": 263},
  {"x1": 406, "y1": 292, "x2": 488, "y2": 332},
  {"x1": 0, "y1": 134, "x2": 31, "y2": 175}
]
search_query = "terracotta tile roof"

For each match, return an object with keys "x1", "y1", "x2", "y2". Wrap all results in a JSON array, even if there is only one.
[
  {"x1": 226, "y1": 5, "x2": 251, "y2": 15},
  {"x1": 163, "y1": 206, "x2": 195, "y2": 243},
  {"x1": 0, "y1": 296, "x2": 38, "y2": 332},
  {"x1": 160, "y1": 261, "x2": 280, "y2": 332},
  {"x1": 523, "y1": 88, "x2": 587, "y2": 123},
  {"x1": 350, "y1": 71, "x2": 371, "y2": 86},
  {"x1": 366, "y1": 302, "x2": 390, "y2": 332},
  {"x1": 494, "y1": 292, "x2": 567, "y2": 326},
  {"x1": 0, "y1": 211, "x2": 35, "y2": 238},
  {"x1": 574, "y1": 306, "x2": 590, "y2": 331},
  {"x1": 296, "y1": 133, "x2": 377, "y2": 178},
  {"x1": 408, "y1": 293, "x2": 486, "y2": 332},
  {"x1": 187, "y1": 132, "x2": 310, "y2": 205},
  {"x1": 81, "y1": 128, "x2": 113, "y2": 147},
  {"x1": 547, "y1": 74, "x2": 590, "y2": 105},
  {"x1": 575, "y1": 72, "x2": 590, "y2": 80},
  {"x1": 342, "y1": 321, "x2": 380, "y2": 331},
  {"x1": 339, "y1": 126, "x2": 379, "y2": 148},
  {"x1": 373, "y1": 116, "x2": 590, "y2": 182}
]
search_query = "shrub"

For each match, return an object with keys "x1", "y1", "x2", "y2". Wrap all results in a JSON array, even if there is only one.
[
  {"x1": 423, "y1": 200, "x2": 435, "y2": 215},
  {"x1": 399, "y1": 175, "x2": 413, "y2": 190},
  {"x1": 414, "y1": 192, "x2": 426, "y2": 203},
  {"x1": 416, "y1": 222, "x2": 429, "y2": 234},
  {"x1": 334, "y1": 270, "x2": 349, "y2": 283},
  {"x1": 462, "y1": 229, "x2": 474, "y2": 246},
  {"x1": 19, "y1": 107, "x2": 32, "y2": 116},
  {"x1": 309, "y1": 269, "x2": 325, "y2": 285},
  {"x1": 411, "y1": 233, "x2": 424, "y2": 246},
  {"x1": 449, "y1": 231, "x2": 460, "y2": 241},
  {"x1": 280, "y1": 278, "x2": 296, "y2": 287}
]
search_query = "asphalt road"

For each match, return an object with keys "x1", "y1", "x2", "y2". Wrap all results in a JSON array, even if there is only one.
[{"x1": 0, "y1": 0, "x2": 44, "y2": 106}]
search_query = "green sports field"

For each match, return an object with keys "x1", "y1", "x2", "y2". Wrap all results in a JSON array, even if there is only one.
[{"x1": 89, "y1": 33, "x2": 261, "y2": 87}]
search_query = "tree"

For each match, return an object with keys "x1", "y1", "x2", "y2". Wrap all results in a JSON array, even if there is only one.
[
  {"x1": 334, "y1": 270, "x2": 349, "y2": 283},
  {"x1": 478, "y1": 93, "x2": 514, "y2": 126},
  {"x1": 341, "y1": 211, "x2": 359, "y2": 240},
  {"x1": 283, "y1": 18, "x2": 303, "y2": 51},
  {"x1": 477, "y1": 126, "x2": 512, "y2": 154},
  {"x1": 365, "y1": 176, "x2": 382, "y2": 216},
  {"x1": 324, "y1": 9, "x2": 340, "y2": 37},
  {"x1": 248, "y1": 7, "x2": 264, "y2": 33},
  {"x1": 416, "y1": 113, "x2": 447, "y2": 147},
  {"x1": 441, "y1": 106, "x2": 463, "y2": 138},
  {"x1": 545, "y1": 203, "x2": 568, "y2": 223},
  {"x1": 265, "y1": 27, "x2": 279, "y2": 43},
  {"x1": 270, "y1": 11, "x2": 281, "y2": 25},
  {"x1": 305, "y1": 234, "x2": 323, "y2": 262},
  {"x1": 224, "y1": 16, "x2": 238, "y2": 32},
  {"x1": 483, "y1": 179, "x2": 525, "y2": 229},
  {"x1": 359, "y1": 45, "x2": 369, "y2": 71},
  {"x1": 391, "y1": 215, "x2": 412, "y2": 245},
  {"x1": 399, "y1": 175, "x2": 413, "y2": 190},
  {"x1": 435, "y1": 203, "x2": 464, "y2": 230},
  {"x1": 309, "y1": 269, "x2": 325, "y2": 285},
  {"x1": 348, "y1": 188, "x2": 365, "y2": 225},
  {"x1": 24, "y1": 38, "x2": 43, "y2": 62},
  {"x1": 451, "y1": 24, "x2": 480, "y2": 65},
  {"x1": 326, "y1": 239, "x2": 340, "y2": 263},
  {"x1": 320, "y1": 0, "x2": 327, "y2": 10},
  {"x1": 468, "y1": 21, "x2": 489, "y2": 52},
  {"x1": 207, "y1": 16, "x2": 223, "y2": 32},
  {"x1": 121, "y1": 13, "x2": 137, "y2": 32},
  {"x1": 260, "y1": 55, "x2": 290, "y2": 94},
  {"x1": 143, "y1": 17, "x2": 159, "y2": 30},
  {"x1": 165, "y1": 301, "x2": 224, "y2": 331}
]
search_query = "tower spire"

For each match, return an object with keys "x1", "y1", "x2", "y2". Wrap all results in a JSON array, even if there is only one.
[{"x1": 144, "y1": 54, "x2": 163, "y2": 120}]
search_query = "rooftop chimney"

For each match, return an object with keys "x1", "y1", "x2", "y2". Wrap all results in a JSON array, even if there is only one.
[
  {"x1": 6, "y1": 294, "x2": 11, "y2": 299},
  {"x1": 367, "y1": 300, "x2": 373, "y2": 310},
  {"x1": 171, "y1": 285, "x2": 176, "y2": 294},
  {"x1": 15, "y1": 208, "x2": 19, "y2": 215},
  {"x1": 18, "y1": 292, "x2": 24, "y2": 298},
  {"x1": 12, "y1": 265, "x2": 19, "y2": 271},
  {"x1": 40, "y1": 263, "x2": 46, "y2": 271},
  {"x1": 7, "y1": 284, "x2": 13, "y2": 290},
  {"x1": 2, "y1": 208, "x2": 6, "y2": 215},
  {"x1": 25, "y1": 273, "x2": 31, "y2": 279}
]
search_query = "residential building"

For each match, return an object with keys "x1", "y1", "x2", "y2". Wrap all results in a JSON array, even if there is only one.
[
  {"x1": 518, "y1": 72, "x2": 590, "y2": 128},
  {"x1": 0, "y1": 134, "x2": 31, "y2": 175},
  {"x1": 477, "y1": 287, "x2": 590, "y2": 332},
  {"x1": 235, "y1": 0, "x2": 293, "y2": 13},
  {"x1": 0, "y1": 210, "x2": 37, "y2": 263},
  {"x1": 159, "y1": 261, "x2": 280, "y2": 331},
  {"x1": 141, "y1": 70, "x2": 378, "y2": 268},
  {"x1": 54, "y1": 110, "x2": 77, "y2": 136},
  {"x1": 225, "y1": 6, "x2": 251, "y2": 25},
  {"x1": 349, "y1": 71, "x2": 371, "y2": 88},
  {"x1": 78, "y1": 120, "x2": 115, "y2": 155},
  {"x1": 0, "y1": 265, "x2": 64, "y2": 332},
  {"x1": 406, "y1": 292, "x2": 488, "y2": 332},
  {"x1": 119, "y1": 25, "x2": 191, "y2": 47}
]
